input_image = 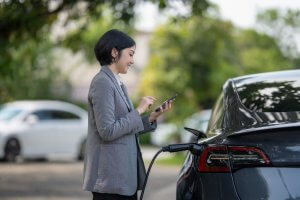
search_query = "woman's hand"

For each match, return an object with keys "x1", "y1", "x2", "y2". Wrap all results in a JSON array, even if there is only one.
[
  {"x1": 149, "y1": 100, "x2": 173, "y2": 123},
  {"x1": 136, "y1": 96, "x2": 156, "y2": 115}
]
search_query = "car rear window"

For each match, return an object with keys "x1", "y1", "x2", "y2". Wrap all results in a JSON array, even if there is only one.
[{"x1": 236, "y1": 78, "x2": 300, "y2": 112}]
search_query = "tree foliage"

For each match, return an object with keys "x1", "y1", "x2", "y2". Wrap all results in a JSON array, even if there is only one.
[
  {"x1": 0, "y1": 0, "x2": 210, "y2": 103},
  {"x1": 256, "y1": 8, "x2": 300, "y2": 59},
  {"x1": 138, "y1": 15, "x2": 292, "y2": 123}
]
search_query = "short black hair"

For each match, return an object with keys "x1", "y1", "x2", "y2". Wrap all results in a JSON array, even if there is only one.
[{"x1": 94, "y1": 29, "x2": 136, "y2": 66}]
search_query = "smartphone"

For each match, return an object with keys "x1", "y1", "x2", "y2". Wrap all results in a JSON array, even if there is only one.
[{"x1": 155, "y1": 93, "x2": 178, "y2": 112}]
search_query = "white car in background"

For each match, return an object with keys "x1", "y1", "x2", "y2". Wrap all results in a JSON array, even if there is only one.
[
  {"x1": 180, "y1": 109, "x2": 212, "y2": 143},
  {"x1": 150, "y1": 123, "x2": 178, "y2": 146},
  {"x1": 0, "y1": 100, "x2": 88, "y2": 162},
  {"x1": 151, "y1": 110, "x2": 212, "y2": 146}
]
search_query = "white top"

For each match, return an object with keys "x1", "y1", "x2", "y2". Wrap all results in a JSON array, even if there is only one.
[
  {"x1": 112, "y1": 72, "x2": 122, "y2": 86},
  {"x1": 112, "y1": 72, "x2": 127, "y2": 101}
]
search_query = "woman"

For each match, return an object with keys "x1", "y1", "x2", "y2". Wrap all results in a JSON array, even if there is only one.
[{"x1": 82, "y1": 29, "x2": 172, "y2": 200}]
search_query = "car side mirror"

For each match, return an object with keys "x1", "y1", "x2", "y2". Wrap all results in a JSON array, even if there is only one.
[
  {"x1": 24, "y1": 114, "x2": 39, "y2": 125},
  {"x1": 184, "y1": 127, "x2": 207, "y2": 139}
]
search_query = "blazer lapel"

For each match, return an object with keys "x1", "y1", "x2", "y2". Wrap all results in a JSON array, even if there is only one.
[
  {"x1": 101, "y1": 66, "x2": 131, "y2": 111},
  {"x1": 121, "y1": 83, "x2": 134, "y2": 111}
]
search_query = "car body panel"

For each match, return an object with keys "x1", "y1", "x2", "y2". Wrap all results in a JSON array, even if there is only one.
[
  {"x1": 177, "y1": 153, "x2": 239, "y2": 200},
  {"x1": 177, "y1": 70, "x2": 300, "y2": 200},
  {"x1": 0, "y1": 100, "x2": 88, "y2": 160},
  {"x1": 233, "y1": 167, "x2": 300, "y2": 200},
  {"x1": 226, "y1": 128, "x2": 300, "y2": 165}
]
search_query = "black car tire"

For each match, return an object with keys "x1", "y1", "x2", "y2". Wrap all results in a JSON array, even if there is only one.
[{"x1": 4, "y1": 138, "x2": 21, "y2": 162}]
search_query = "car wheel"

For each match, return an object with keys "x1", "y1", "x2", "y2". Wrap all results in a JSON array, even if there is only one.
[
  {"x1": 77, "y1": 139, "x2": 86, "y2": 161},
  {"x1": 4, "y1": 138, "x2": 21, "y2": 162}
]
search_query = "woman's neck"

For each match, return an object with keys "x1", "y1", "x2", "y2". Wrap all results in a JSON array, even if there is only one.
[{"x1": 108, "y1": 64, "x2": 119, "y2": 74}]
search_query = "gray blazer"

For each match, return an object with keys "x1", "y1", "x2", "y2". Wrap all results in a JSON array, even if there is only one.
[{"x1": 82, "y1": 66, "x2": 157, "y2": 196}]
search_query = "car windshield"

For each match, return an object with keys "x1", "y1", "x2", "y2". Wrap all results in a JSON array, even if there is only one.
[
  {"x1": 0, "y1": 107, "x2": 23, "y2": 121},
  {"x1": 236, "y1": 78, "x2": 300, "y2": 112}
]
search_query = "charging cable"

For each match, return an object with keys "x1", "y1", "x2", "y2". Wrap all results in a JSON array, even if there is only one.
[{"x1": 139, "y1": 143, "x2": 204, "y2": 200}]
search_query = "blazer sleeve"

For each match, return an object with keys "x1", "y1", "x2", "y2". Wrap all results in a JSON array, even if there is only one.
[
  {"x1": 138, "y1": 115, "x2": 157, "y2": 135},
  {"x1": 91, "y1": 78, "x2": 144, "y2": 142}
]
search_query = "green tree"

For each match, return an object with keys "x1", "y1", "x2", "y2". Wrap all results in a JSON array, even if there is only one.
[
  {"x1": 0, "y1": 0, "x2": 210, "y2": 102},
  {"x1": 138, "y1": 15, "x2": 292, "y2": 123},
  {"x1": 235, "y1": 29, "x2": 291, "y2": 74},
  {"x1": 138, "y1": 16, "x2": 237, "y2": 123},
  {"x1": 256, "y1": 8, "x2": 300, "y2": 62},
  {"x1": 0, "y1": 37, "x2": 72, "y2": 103}
]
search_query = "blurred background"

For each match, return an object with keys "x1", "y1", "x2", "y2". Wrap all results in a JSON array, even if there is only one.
[{"x1": 1, "y1": 0, "x2": 300, "y2": 199}]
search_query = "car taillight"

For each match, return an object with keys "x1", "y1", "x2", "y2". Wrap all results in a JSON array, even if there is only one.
[{"x1": 198, "y1": 146, "x2": 271, "y2": 173}]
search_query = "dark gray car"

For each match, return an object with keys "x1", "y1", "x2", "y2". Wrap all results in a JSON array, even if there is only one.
[{"x1": 176, "y1": 70, "x2": 300, "y2": 200}]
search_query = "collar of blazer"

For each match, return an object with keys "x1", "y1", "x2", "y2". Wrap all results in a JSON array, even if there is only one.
[{"x1": 101, "y1": 66, "x2": 131, "y2": 111}]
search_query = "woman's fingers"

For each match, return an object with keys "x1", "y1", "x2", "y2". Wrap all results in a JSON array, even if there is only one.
[
  {"x1": 146, "y1": 96, "x2": 157, "y2": 101},
  {"x1": 148, "y1": 101, "x2": 154, "y2": 108},
  {"x1": 159, "y1": 105, "x2": 164, "y2": 113},
  {"x1": 137, "y1": 96, "x2": 157, "y2": 114},
  {"x1": 159, "y1": 101, "x2": 171, "y2": 113},
  {"x1": 163, "y1": 101, "x2": 172, "y2": 112},
  {"x1": 168, "y1": 101, "x2": 172, "y2": 109},
  {"x1": 147, "y1": 98, "x2": 155, "y2": 109}
]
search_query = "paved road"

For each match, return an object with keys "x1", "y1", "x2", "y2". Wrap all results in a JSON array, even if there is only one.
[
  {"x1": 143, "y1": 165, "x2": 179, "y2": 200},
  {"x1": 0, "y1": 160, "x2": 180, "y2": 200}
]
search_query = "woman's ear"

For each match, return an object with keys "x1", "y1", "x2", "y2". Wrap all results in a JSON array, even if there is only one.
[{"x1": 111, "y1": 48, "x2": 118, "y2": 61}]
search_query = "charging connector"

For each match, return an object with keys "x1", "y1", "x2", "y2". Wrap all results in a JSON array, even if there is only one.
[
  {"x1": 139, "y1": 143, "x2": 205, "y2": 200},
  {"x1": 162, "y1": 143, "x2": 204, "y2": 155}
]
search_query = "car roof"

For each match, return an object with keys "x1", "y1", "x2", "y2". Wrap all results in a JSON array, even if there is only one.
[
  {"x1": 2, "y1": 100, "x2": 86, "y2": 113},
  {"x1": 231, "y1": 69, "x2": 300, "y2": 88}
]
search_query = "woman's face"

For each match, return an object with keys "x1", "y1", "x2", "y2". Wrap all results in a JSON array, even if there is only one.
[{"x1": 115, "y1": 46, "x2": 135, "y2": 74}]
